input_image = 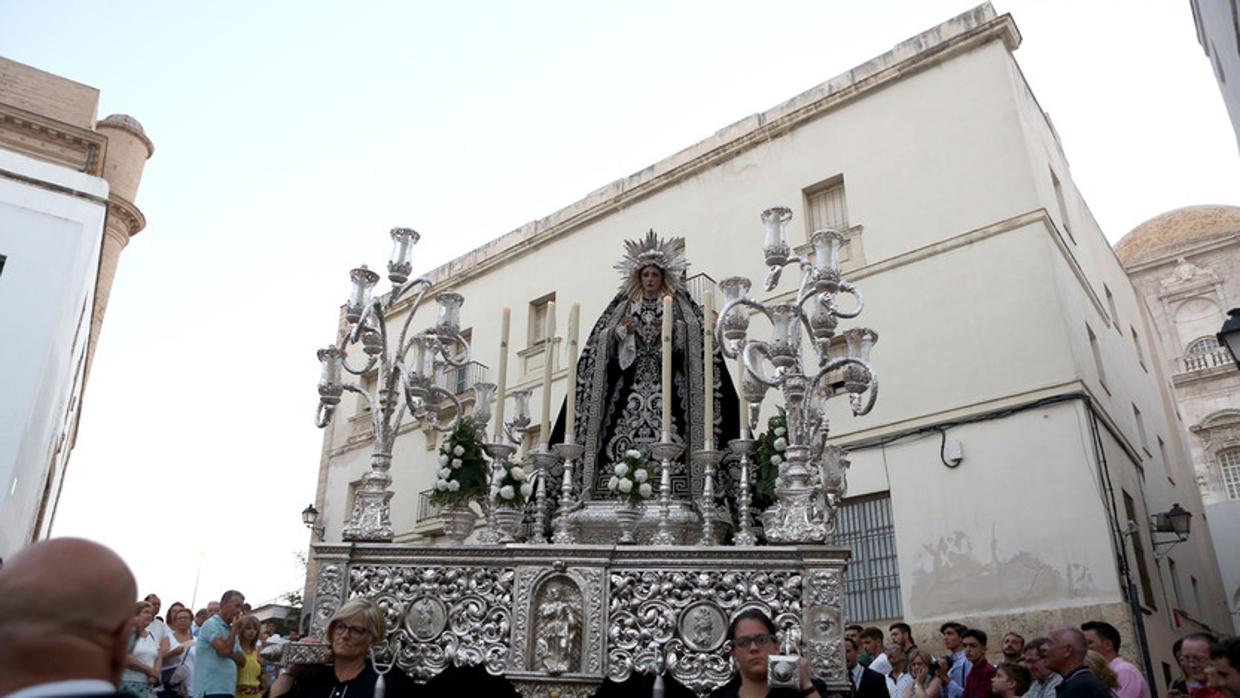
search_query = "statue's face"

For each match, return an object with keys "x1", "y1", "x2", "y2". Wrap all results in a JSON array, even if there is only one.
[{"x1": 640, "y1": 266, "x2": 664, "y2": 296}]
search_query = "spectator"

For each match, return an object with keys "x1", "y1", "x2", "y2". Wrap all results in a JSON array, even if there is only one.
[
  {"x1": 991, "y1": 663, "x2": 1031, "y2": 698},
  {"x1": 121, "y1": 601, "x2": 166, "y2": 698},
  {"x1": 1022, "y1": 638, "x2": 1062, "y2": 698},
  {"x1": 1001, "y1": 634, "x2": 1026, "y2": 665},
  {"x1": 962, "y1": 629, "x2": 996, "y2": 698},
  {"x1": 193, "y1": 609, "x2": 211, "y2": 638},
  {"x1": 1210, "y1": 638, "x2": 1240, "y2": 698},
  {"x1": 287, "y1": 630, "x2": 300, "y2": 643},
  {"x1": 208, "y1": 601, "x2": 222, "y2": 617},
  {"x1": 1081, "y1": 621, "x2": 1149, "y2": 698},
  {"x1": 1172, "y1": 638, "x2": 1190, "y2": 696},
  {"x1": 235, "y1": 615, "x2": 266, "y2": 698},
  {"x1": 146, "y1": 595, "x2": 164, "y2": 623},
  {"x1": 263, "y1": 620, "x2": 284, "y2": 645},
  {"x1": 271, "y1": 598, "x2": 422, "y2": 698},
  {"x1": 164, "y1": 603, "x2": 186, "y2": 638},
  {"x1": 847, "y1": 625, "x2": 865, "y2": 649},
  {"x1": 194, "y1": 590, "x2": 246, "y2": 698},
  {"x1": 1043, "y1": 627, "x2": 1110, "y2": 698},
  {"x1": 845, "y1": 636, "x2": 891, "y2": 698},
  {"x1": 160, "y1": 607, "x2": 195, "y2": 698},
  {"x1": 891, "y1": 623, "x2": 918, "y2": 655},
  {"x1": 886, "y1": 642, "x2": 914, "y2": 698},
  {"x1": 910, "y1": 650, "x2": 944, "y2": 698},
  {"x1": 0, "y1": 538, "x2": 138, "y2": 697},
  {"x1": 1180, "y1": 633, "x2": 1224, "y2": 698},
  {"x1": 941, "y1": 622, "x2": 973, "y2": 698},
  {"x1": 1083, "y1": 651, "x2": 1119, "y2": 696},
  {"x1": 863, "y1": 627, "x2": 890, "y2": 673}
]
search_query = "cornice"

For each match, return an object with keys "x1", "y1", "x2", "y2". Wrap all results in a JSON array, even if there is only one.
[
  {"x1": 106, "y1": 194, "x2": 146, "y2": 237},
  {"x1": 0, "y1": 102, "x2": 107, "y2": 177}
]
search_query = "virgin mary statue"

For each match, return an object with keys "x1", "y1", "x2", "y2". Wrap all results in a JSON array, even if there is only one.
[{"x1": 550, "y1": 231, "x2": 739, "y2": 503}]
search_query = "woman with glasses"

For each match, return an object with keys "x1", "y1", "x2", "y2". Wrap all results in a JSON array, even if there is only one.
[
  {"x1": 269, "y1": 598, "x2": 417, "y2": 698},
  {"x1": 710, "y1": 608, "x2": 825, "y2": 698}
]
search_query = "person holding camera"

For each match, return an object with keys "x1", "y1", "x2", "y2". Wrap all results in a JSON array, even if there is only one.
[{"x1": 710, "y1": 609, "x2": 826, "y2": 698}]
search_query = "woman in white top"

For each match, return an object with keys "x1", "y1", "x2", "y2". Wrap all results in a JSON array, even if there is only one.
[
  {"x1": 121, "y1": 601, "x2": 168, "y2": 698},
  {"x1": 158, "y1": 607, "x2": 195, "y2": 698}
]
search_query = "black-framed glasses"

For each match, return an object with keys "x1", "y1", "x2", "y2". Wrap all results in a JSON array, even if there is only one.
[{"x1": 732, "y1": 633, "x2": 777, "y2": 650}]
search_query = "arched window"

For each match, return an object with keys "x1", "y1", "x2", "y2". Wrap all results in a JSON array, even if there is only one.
[
  {"x1": 1221, "y1": 448, "x2": 1240, "y2": 501},
  {"x1": 1187, "y1": 336, "x2": 1220, "y2": 354},
  {"x1": 1184, "y1": 336, "x2": 1226, "y2": 371}
]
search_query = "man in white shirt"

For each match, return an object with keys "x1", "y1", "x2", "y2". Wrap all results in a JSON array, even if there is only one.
[
  {"x1": 885, "y1": 642, "x2": 914, "y2": 698},
  {"x1": 0, "y1": 538, "x2": 138, "y2": 698},
  {"x1": 1022, "y1": 638, "x2": 1063, "y2": 698}
]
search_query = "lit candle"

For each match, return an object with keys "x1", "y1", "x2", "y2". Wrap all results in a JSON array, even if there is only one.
[
  {"x1": 565, "y1": 303, "x2": 581, "y2": 443},
  {"x1": 703, "y1": 288, "x2": 714, "y2": 451},
  {"x1": 494, "y1": 307, "x2": 510, "y2": 439},
  {"x1": 662, "y1": 294, "x2": 673, "y2": 438},
  {"x1": 539, "y1": 300, "x2": 556, "y2": 446}
]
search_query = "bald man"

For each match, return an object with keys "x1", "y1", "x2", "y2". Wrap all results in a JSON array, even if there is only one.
[
  {"x1": 0, "y1": 538, "x2": 137, "y2": 697},
  {"x1": 1043, "y1": 627, "x2": 1110, "y2": 698}
]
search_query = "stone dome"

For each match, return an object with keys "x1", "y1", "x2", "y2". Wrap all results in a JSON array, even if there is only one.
[
  {"x1": 97, "y1": 113, "x2": 154, "y2": 157},
  {"x1": 1115, "y1": 205, "x2": 1240, "y2": 267}
]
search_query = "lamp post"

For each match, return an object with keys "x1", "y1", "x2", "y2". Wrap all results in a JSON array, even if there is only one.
[
  {"x1": 315, "y1": 227, "x2": 478, "y2": 542},
  {"x1": 714, "y1": 208, "x2": 879, "y2": 544},
  {"x1": 1151, "y1": 502, "x2": 1193, "y2": 554},
  {"x1": 1218, "y1": 309, "x2": 1240, "y2": 369},
  {"x1": 301, "y1": 504, "x2": 324, "y2": 541}
]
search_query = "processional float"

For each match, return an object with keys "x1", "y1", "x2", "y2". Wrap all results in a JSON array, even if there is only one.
[{"x1": 303, "y1": 209, "x2": 879, "y2": 697}]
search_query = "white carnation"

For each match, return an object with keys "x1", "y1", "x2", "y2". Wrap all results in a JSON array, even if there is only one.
[
  {"x1": 625, "y1": 449, "x2": 643, "y2": 459},
  {"x1": 453, "y1": 445, "x2": 465, "y2": 456},
  {"x1": 638, "y1": 483, "x2": 653, "y2": 498},
  {"x1": 614, "y1": 463, "x2": 629, "y2": 477},
  {"x1": 435, "y1": 479, "x2": 448, "y2": 491},
  {"x1": 510, "y1": 466, "x2": 526, "y2": 481},
  {"x1": 618, "y1": 479, "x2": 633, "y2": 494},
  {"x1": 770, "y1": 455, "x2": 782, "y2": 466},
  {"x1": 607, "y1": 476, "x2": 619, "y2": 491},
  {"x1": 633, "y1": 468, "x2": 648, "y2": 483},
  {"x1": 451, "y1": 458, "x2": 463, "y2": 469},
  {"x1": 520, "y1": 483, "x2": 533, "y2": 498},
  {"x1": 439, "y1": 467, "x2": 451, "y2": 479},
  {"x1": 500, "y1": 485, "x2": 515, "y2": 500},
  {"x1": 447, "y1": 479, "x2": 461, "y2": 492},
  {"x1": 439, "y1": 454, "x2": 449, "y2": 466},
  {"x1": 774, "y1": 437, "x2": 788, "y2": 451},
  {"x1": 774, "y1": 427, "x2": 786, "y2": 436}
]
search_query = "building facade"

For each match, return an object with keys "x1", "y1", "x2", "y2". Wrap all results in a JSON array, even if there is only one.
[
  {"x1": 309, "y1": 4, "x2": 1232, "y2": 688},
  {"x1": 0, "y1": 57, "x2": 153, "y2": 554},
  {"x1": 1191, "y1": 0, "x2": 1240, "y2": 153},
  {"x1": 1117, "y1": 205, "x2": 1240, "y2": 633}
]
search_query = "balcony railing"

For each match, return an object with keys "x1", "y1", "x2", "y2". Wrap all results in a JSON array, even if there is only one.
[
  {"x1": 1184, "y1": 349, "x2": 1233, "y2": 372},
  {"x1": 416, "y1": 489, "x2": 443, "y2": 523},
  {"x1": 686, "y1": 273, "x2": 717, "y2": 314},
  {"x1": 437, "y1": 360, "x2": 488, "y2": 395}
]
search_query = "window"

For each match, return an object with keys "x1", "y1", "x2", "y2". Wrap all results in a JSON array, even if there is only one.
[
  {"x1": 1104, "y1": 285, "x2": 1120, "y2": 332},
  {"x1": 1158, "y1": 437, "x2": 1173, "y2": 482},
  {"x1": 528, "y1": 294, "x2": 556, "y2": 347},
  {"x1": 1133, "y1": 404, "x2": 1149, "y2": 454},
  {"x1": 1191, "y1": 576, "x2": 1201, "y2": 615},
  {"x1": 1168, "y1": 557, "x2": 1183, "y2": 609},
  {"x1": 0, "y1": 254, "x2": 6, "y2": 277},
  {"x1": 1221, "y1": 448, "x2": 1240, "y2": 500},
  {"x1": 1123, "y1": 490, "x2": 1156, "y2": 608},
  {"x1": 1050, "y1": 167, "x2": 1074, "y2": 243},
  {"x1": 1188, "y1": 336, "x2": 1220, "y2": 354},
  {"x1": 805, "y1": 178, "x2": 848, "y2": 235},
  {"x1": 1087, "y1": 324, "x2": 1108, "y2": 392},
  {"x1": 1131, "y1": 327, "x2": 1147, "y2": 371},
  {"x1": 832, "y1": 493, "x2": 901, "y2": 622}
]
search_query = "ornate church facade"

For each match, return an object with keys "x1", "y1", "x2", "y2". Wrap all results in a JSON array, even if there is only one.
[{"x1": 308, "y1": 4, "x2": 1232, "y2": 691}]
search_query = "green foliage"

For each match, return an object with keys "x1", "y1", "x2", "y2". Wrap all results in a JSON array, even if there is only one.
[
  {"x1": 429, "y1": 417, "x2": 489, "y2": 505},
  {"x1": 491, "y1": 456, "x2": 534, "y2": 508},
  {"x1": 606, "y1": 449, "x2": 657, "y2": 505},
  {"x1": 753, "y1": 407, "x2": 788, "y2": 508}
]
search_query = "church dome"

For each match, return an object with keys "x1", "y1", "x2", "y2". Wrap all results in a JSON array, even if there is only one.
[{"x1": 1115, "y1": 205, "x2": 1240, "y2": 267}]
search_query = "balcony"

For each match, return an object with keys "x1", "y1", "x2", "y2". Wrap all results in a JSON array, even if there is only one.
[
  {"x1": 1183, "y1": 348, "x2": 1233, "y2": 373},
  {"x1": 437, "y1": 360, "x2": 488, "y2": 395},
  {"x1": 416, "y1": 489, "x2": 443, "y2": 524}
]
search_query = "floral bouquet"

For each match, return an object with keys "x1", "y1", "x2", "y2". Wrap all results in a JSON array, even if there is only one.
[
  {"x1": 490, "y1": 457, "x2": 535, "y2": 508},
  {"x1": 754, "y1": 408, "x2": 788, "y2": 508},
  {"x1": 429, "y1": 418, "x2": 488, "y2": 505},
  {"x1": 607, "y1": 449, "x2": 656, "y2": 505}
]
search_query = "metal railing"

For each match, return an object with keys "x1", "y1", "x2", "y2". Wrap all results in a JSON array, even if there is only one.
[
  {"x1": 437, "y1": 360, "x2": 488, "y2": 395},
  {"x1": 686, "y1": 273, "x2": 717, "y2": 314},
  {"x1": 1184, "y1": 349, "x2": 1232, "y2": 372},
  {"x1": 416, "y1": 489, "x2": 443, "y2": 523}
]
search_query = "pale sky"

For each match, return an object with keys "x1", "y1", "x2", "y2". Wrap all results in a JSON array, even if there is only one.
[{"x1": 1, "y1": 1, "x2": 1236, "y2": 611}]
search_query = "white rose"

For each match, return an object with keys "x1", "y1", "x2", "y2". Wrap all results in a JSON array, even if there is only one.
[
  {"x1": 625, "y1": 449, "x2": 643, "y2": 459},
  {"x1": 435, "y1": 479, "x2": 448, "y2": 491},
  {"x1": 608, "y1": 476, "x2": 619, "y2": 491},
  {"x1": 490, "y1": 486, "x2": 501, "y2": 498},
  {"x1": 614, "y1": 463, "x2": 629, "y2": 477},
  {"x1": 451, "y1": 458, "x2": 463, "y2": 469},
  {"x1": 439, "y1": 467, "x2": 451, "y2": 479},
  {"x1": 618, "y1": 479, "x2": 633, "y2": 494},
  {"x1": 634, "y1": 469, "x2": 648, "y2": 483},
  {"x1": 770, "y1": 455, "x2": 782, "y2": 466},
  {"x1": 638, "y1": 483, "x2": 652, "y2": 498},
  {"x1": 439, "y1": 454, "x2": 449, "y2": 466},
  {"x1": 775, "y1": 427, "x2": 786, "y2": 437},
  {"x1": 453, "y1": 445, "x2": 465, "y2": 456},
  {"x1": 500, "y1": 485, "x2": 515, "y2": 500},
  {"x1": 448, "y1": 479, "x2": 461, "y2": 492},
  {"x1": 510, "y1": 466, "x2": 526, "y2": 481},
  {"x1": 520, "y1": 483, "x2": 533, "y2": 498},
  {"x1": 774, "y1": 437, "x2": 788, "y2": 451}
]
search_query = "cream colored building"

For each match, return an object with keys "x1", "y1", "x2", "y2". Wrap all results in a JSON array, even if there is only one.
[
  {"x1": 311, "y1": 4, "x2": 1231, "y2": 688},
  {"x1": 0, "y1": 57, "x2": 153, "y2": 554},
  {"x1": 1117, "y1": 205, "x2": 1240, "y2": 633},
  {"x1": 1191, "y1": 0, "x2": 1240, "y2": 153}
]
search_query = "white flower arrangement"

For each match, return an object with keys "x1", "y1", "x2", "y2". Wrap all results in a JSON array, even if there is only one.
[
  {"x1": 491, "y1": 457, "x2": 533, "y2": 508},
  {"x1": 773, "y1": 437, "x2": 788, "y2": 452},
  {"x1": 607, "y1": 449, "x2": 655, "y2": 505}
]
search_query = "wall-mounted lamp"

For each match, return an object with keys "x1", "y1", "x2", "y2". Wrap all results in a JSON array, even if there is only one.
[
  {"x1": 1218, "y1": 309, "x2": 1240, "y2": 370},
  {"x1": 1151, "y1": 502, "x2": 1192, "y2": 556},
  {"x1": 301, "y1": 504, "x2": 324, "y2": 541}
]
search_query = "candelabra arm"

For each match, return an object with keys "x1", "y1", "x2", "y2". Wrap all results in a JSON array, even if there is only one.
[
  {"x1": 811, "y1": 356, "x2": 878, "y2": 415},
  {"x1": 315, "y1": 402, "x2": 335, "y2": 429},
  {"x1": 420, "y1": 386, "x2": 464, "y2": 433},
  {"x1": 741, "y1": 341, "x2": 781, "y2": 388},
  {"x1": 340, "y1": 347, "x2": 379, "y2": 377},
  {"x1": 716, "y1": 297, "x2": 769, "y2": 359},
  {"x1": 394, "y1": 278, "x2": 433, "y2": 358},
  {"x1": 435, "y1": 328, "x2": 472, "y2": 369},
  {"x1": 832, "y1": 281, "x2": 864, "y2": 319}
]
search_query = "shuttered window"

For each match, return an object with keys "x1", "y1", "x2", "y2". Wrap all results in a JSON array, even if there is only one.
[
  {"x1": 831, "y1": 492, "x2": 902, "y2": 622},
  {"x1": 806, "y1": 182, "x2": 848, "y2": 233}
]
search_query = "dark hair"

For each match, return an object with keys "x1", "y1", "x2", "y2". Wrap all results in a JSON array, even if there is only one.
[
  {"x1": 890, "y1": 622, "x2": 913, "y2": 638},
  {"x1": 997, "y1": 663, "x2": 1032, "y2": 696},
  {"x1": 728, "y1": 608, "x2": 776, "y2": 641},
  {"x1": 962, "y1": 628, "x2": 989, "y2": 647},
  {"x1": 940, "y1": 622, "x2": 967, "y2": 635},
  {"x1": 1081, "y1": 621, "x2": 1121, "y2": 652},
  {"x1": 846, "y1": 624, "x2": 864, "y2": 633},
  {"x1": 861, "y1": 627, "x2": 885, "y2": 642},
  {"x1": 1211, "y1": 638, "x2": 1240, "y2": 668},
  {"x1": 1026, "y1": 637, "x2": 1049, "y2": 654},
  {"x1": 144, "y1": 593, "x2": 159, "y2": 602},
  {"x1": 1183, "y1": 632, "x2": 1218, "y2": 646},
  {"x1": 845, "y1": 637, "x2": 859, "y2": 651},
  {"x1": 220, "y1": 589, "x2": 244, "y2": 604},
  {"x1": 1173, "y1": 638, "x2": 1184, "y2": 658}
]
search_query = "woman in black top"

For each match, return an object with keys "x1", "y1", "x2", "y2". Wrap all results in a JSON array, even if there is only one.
[
  {"x1": 270, "y1": 598, "x2": 418, "y2": 698},
  {"x1": 709, "y1": 609, "x2": 825, "y2": 698}
]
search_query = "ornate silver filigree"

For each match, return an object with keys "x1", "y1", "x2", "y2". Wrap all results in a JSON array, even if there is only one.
[{"x1": 311, "y1": 563, "x2": 345, "y2": 638}]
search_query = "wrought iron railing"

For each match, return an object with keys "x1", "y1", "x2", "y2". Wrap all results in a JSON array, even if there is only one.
[
  {"x1": 1184, "y1": 349, "x2": 1232, "y2": 372},
  {"x1": 437, "y1": 360, "x2": 488, "y2": 395},
  {"x1": 416, "y1": 489, "x2": 443, "y2": 523},
  {"x1": 686, "y1": 273, "x2": 717, "y2": 314}
]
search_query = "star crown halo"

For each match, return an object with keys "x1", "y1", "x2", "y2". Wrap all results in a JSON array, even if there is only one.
[{"x1": 615, "y1": 230, "x2": 690, "y2": 299}]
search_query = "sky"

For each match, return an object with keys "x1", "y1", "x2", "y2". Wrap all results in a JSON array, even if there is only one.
[{"x1": 1, "y1": 1, "x2": 1236, "y2": 611}]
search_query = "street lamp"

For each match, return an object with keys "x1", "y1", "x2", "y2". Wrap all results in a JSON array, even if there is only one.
[
  {"x1": 1218, "y1": 308, "x2": 1240, "y2": 369},
  {"x1": 301, "y1": 504, "x2": 324, "y2": 541},
  {"x1": 1152, "y1": 503, "x2": 1192, "y2": 541}
]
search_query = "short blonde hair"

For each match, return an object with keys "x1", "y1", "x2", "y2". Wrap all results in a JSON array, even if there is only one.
[
  {"x1": 134, "y1": 600, "x2": 153, "y2": 616},
  {"x1": 327, "y1": 597, "x2": 385, "y2": 641},
  {"x1": 1084, "y1": 650, "x2": 1119, "y2": 689}
]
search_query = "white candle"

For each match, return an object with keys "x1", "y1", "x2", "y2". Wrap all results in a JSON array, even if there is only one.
[
  {"x1": 703, "y1": 289, "x2": 714, "y2": 451},
  {"x1": 494, "y1": 307, "x2": 510, "y2": 439},
  {"x1": 565, "y1": 303, "x2": 581, "y2": 442},
  {"x1": 738, "y1": 352, "x2": 749, "y2": 439},
  {"x1": 662, "y1": 294, "x2": 673, "y2": 438},
  {"x1": 539, "y1": 300, "x2": 556, "y2": 446}
]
